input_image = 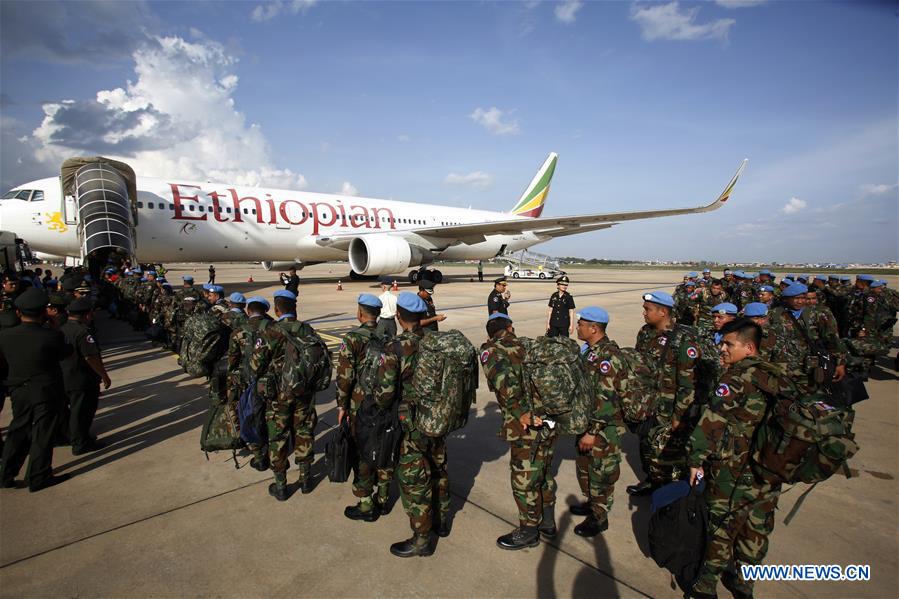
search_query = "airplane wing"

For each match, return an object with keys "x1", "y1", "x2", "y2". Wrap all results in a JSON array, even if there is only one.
[{"x1": 316, "y1": 159, "x2": 746, "y2": 248}]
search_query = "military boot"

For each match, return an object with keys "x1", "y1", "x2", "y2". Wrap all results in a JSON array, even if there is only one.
[
  {"x1": 250, "y1": 454, "x2": 269, "y2": 472},
  {"x1": 626, "y1": 480, "x2": 653, "y2": 496},
  {"x1": 344, "y1": 498, "x2": 380, "y2": 522},
  {"x1": 389, "y1": 534, "x2": 434, "y2": 558},
  {"x1": 538, "y1": 504, "x2": 557, "y2": 538},
  {"x1": 574, "y1": 514, "x2": 608, "y2": 537},
  {"x1": 268, "y1": 472, "x2": 290, "y2": 501},
  {"x1": 496, "y1": 526, "x2": 540, "y2": 550},
  {"x1": 684, "y1": 590, "x2": 718, "y2": 599},
  {"x1": 569, "y1": 500, "x2": 591, "y2": 516}
]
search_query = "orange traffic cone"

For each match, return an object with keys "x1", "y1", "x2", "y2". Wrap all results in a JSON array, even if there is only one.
[
  {"x1": 337, "y1": 280, "x2": 343, "y2": 291},
  {"x1": 391, "y1": 280, "x2": 398, "y2": 291},
  {"x1": 247, "y1": 276, "x2": 254, "y2": 283}
]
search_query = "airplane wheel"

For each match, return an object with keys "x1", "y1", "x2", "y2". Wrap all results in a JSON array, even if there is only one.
[
  {"x1": 432, "y1": 270, "x2": 443, "y2": 284},
  {"x1": 539, "y1": 273, "x2": 546, "y2": 279},
  {"x1": 512, "y1": 272, "x2": 520, "y2": 279},
  {"x1": 409, "y1": 270, "x2": 419, "y2": 284}
]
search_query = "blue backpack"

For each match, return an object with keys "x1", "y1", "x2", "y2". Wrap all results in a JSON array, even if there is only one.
[{"x1": 238, "y1": 378, "x2": 267, "y2": 446}]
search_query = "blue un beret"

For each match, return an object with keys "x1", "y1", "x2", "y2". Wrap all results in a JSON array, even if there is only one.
[
  {"x1": 146, "y1": 270, "x2": 156, "y2": 277},
  {"x1": 208, "y1": 285, "x2": 225, "y2": 294},
  {"x1": 840, "y1": 276, "x2": 851, "y2": 282},
  {"x1": 782, "y1": 283, "x2": 809, "y2": 298},
  {"x1": 857, "y1": 274, "x2": 875, "y2": 282},
  {"x1": 642, "y1": 291, "x2": 675, "y2": 308},
  {"x1": 358, "y1": 293, "x2": 383, "y2": 309},
  {"x1": 273, "y1": 289, "x2": 297, "y2": 301},
  {"x1": 814, "y1": 275, "x2": 827, "y2": 282},
  {"x1": 711, "y1": 302, "x2": 738, "y2": 316},
  {"x1": 870, "y1": 280, "x2": 885, "y2": 288},
  {"x1": 759, "y1": 269, "x2": 771, "y2": 276},
  {"x1": 758, "y1": 285, "x2": 774, "y2": 293},
  {"x1": 182, "y1": 275, "x2": 194, "y2": 282},
  {"x1": 229, "y1": 292, "x2": 246, "y2": 304},
  {"x1": 743, "y1": 302, "x2": 769, "y2": 317},
  {"x1": 577, "y1": 306, "x2": 609, "y2": 324},
  {"x1": 702, "y1": 269, "x2": 711, "y2": 274},
  {"x1": 246, "y1": 296, "x2": 270, "y2": 310},
  {"x1": 487, "y1": 313, "x2": 513, "y2": 324},
  {"x1": 687, "y1": 272, "x2": 698, "y2": 278},
  {"x1": 397, "y1": 291, "x2": 427, "y2": 313},
  {"x1": 684, "y1": 281, "x2": 696, "y2": 287}
]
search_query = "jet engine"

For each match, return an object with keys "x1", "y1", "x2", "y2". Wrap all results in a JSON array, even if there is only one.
[
  {"x1": 261, "y1": 261, "x2": 305, "y2": 271},
  {"x1": 348, "y1": 235, "x2": 433, "y2": 276}
]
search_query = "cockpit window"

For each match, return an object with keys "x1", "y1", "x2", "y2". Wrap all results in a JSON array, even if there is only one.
[
  {"x1": 15, "y1": 190, "x2": 32, "y2": 200},
  {"x1": 2, "y1": 189, "x2": 23, "y2": 199},
  {"x1": 30, "y1": 190, "x2": 44, "y2": 201}
]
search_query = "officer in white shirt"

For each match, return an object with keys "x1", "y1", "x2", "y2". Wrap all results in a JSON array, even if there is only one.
[{"x1": 376, "y1": 276, "x2": 398, "y2": 337}]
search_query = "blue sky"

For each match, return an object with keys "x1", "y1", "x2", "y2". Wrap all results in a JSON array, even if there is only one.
[{"x1": 1, "y1": 0, "x2": 896, "y2": 263}]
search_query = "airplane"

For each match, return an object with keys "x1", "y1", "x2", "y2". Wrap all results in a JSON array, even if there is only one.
[{"x1": 0, "y1": 153, "x2": 747, "y2": 283}]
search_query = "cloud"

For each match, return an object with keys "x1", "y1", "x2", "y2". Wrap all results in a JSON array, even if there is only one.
[
  {"x1": 25, "y1": 33, "x2": 307, "y2": 190},
  {"x1": 630, "y1": 1, "x2": 735, "y2": 42},
  {"x1": 555, "y1": 0, "x2": 584, "y2": 24},
  {"x1": 444, "y1": 171, "x2": 493, "y2": 190},
  {"x1": 397, "y1": 134, "x2": 411, "y2": 143},
  {"x1": 714, "y1": 0, "x2": 767, "y2": 8},
  {"x1": 781, "y1": 197, "x2": 808, "y2": 214},
  {"x1": 251, "y1": 0, "x2": 318, "y2": 22},
  {"x1": 339, "y1": 181, "x2": 359, "y2": 196},
  {"x1": 0, "y1": 1, "x2": 159, "y2": 65},
  {"x1": 470, "y1": 107, "x2": 520, "y2": 136},
  {"x1": 860, "y1": 183, "x2": 898, "y2": 196}
]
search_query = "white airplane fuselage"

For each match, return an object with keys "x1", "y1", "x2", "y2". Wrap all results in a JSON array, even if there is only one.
[{"x1": 1, "y1": 176, "x2": 541, "y2": 265}]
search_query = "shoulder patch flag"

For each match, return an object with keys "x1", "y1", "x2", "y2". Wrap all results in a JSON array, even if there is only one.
[
  {"x1": 599, "y1": 360, "x2": 612, "y2": 374},
  {"x1": 686, "y1": 346, "x2": 698, "y2": 359},
  {"x1": 480, "y1": 350, "x2": 491, "y2": 364},
  {"x1": 716, "y1": 383, "x2": 731, "y2": 398}
]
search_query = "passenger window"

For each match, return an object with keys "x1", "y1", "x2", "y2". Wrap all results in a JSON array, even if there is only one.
[
  {"x1": 148, "y1": 202, "x2": 154, "y2": 209},
  {"x1": 198, "y1": 206, "x2": 205, "y2": 212},
  {"x1": 189, "y1": 205, "x2": 194, "y2": 211},
  {"x1": 137, "y1": 201, "x2": 144, "y2": 208},
  {"x1": 243, "y1": 208, "x2": 248, "y2": 214},
  {"x1": 169, "y1": 204, "x2": 174, "y2": 211}
]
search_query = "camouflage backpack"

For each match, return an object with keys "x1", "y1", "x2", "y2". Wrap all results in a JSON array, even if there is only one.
[
  {"x1": 752, "y1": 396, "x2": 858, "y2": 486},
  {"x1": 410, "y1": 329, "x2": 479, "y2": 437},
  {"x1": 616, "y1": 347, "x2": 660, "y2": 425},
  {"x1": 200, "y1": 372, "x2": 241, "y2": 467},
  {"x1": 522, "y1": 335, "x2": 593, "y2": 435},
  {"x1": 181, "y1": 312, "x2": 228, "y2": 378},
  {"x1": 278, "y1": 322, "x2": 333, "y2": 396},
  {"x1": 355, "y1": 327, "x2": 388, "y2": 400}
]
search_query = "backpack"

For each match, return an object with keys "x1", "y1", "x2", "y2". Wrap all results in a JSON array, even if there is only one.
[
  {"x1": 356, "y1": 327, "x2": 388, "y2": 400},
  {"x1": 648, "y1": 480, "x2": 709, "y2": 593},
  {"x1": 616, "y1": 347, "x2": 659, "y2": 425},
  {"x1": 411, "y1": 329, "x2": 479, "y2": 437},
  {"x1": 238, "y1": 377, "x2": 267, "y2": 446},
  {"x1": 751, "y1": 396, "x2": 858, "y2": 486},
  {"x1": 200, "y1": 374, "x2": 241, "y2": 467},
  {"x1": 523, "y1": 335, "x2": 593, "y2": 435},
  {"x1": 355, "y1": 395, "x2": 403, "y2": 469},
  {"x1": 279, "y1": 323, "x2": 333, "y2": 397},
  {"x1": 182, "y1": 312, "x2": 228, "y2": 378},
  {"x1": 325, "y1": 420, "x2": 354, "y2": 483}
]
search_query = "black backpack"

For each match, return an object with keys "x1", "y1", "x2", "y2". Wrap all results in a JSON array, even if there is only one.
[{"x1": 648, "y1": 481, "x2": 709, "y2": 593}]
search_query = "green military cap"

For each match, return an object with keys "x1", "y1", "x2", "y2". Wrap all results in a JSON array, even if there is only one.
[
  {"x1": 48, "y1": 293, "x2": 70, "y2": 308},
  {"x1": 67, "y1": 297, "x2": 94, "y2": 314},
  {"x1": 14, "y1": 288, "x2": 49, "y2": 314},
  {"x1": 61, "y1": 277, "x2": 80, "y2": 291}
]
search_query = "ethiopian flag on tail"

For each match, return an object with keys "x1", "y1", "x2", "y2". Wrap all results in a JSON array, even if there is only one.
[{"x1": 510, "y1": 152, "x2": 557, "y2": 218}]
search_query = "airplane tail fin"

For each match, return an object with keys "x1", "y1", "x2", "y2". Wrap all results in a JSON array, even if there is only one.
[{"x1": 510, "y1": 152, "x2": 557, "y2": 218}]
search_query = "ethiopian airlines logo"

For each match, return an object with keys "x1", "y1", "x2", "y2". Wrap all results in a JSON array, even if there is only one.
[{"x1": 45, "y1": 212, "x2": 68, "y2": 233}]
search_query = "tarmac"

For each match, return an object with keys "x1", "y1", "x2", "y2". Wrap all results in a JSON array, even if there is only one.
[{"x1": 1, "y1": 263, "x2": 896, "y2": 598}]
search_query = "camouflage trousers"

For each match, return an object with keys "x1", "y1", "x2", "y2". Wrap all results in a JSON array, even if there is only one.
[
  {"x1": 266, "y1": 393, "x2": 317, "y2": 479},
  {"x1": 639, "y1": 419, "x2": 690, "y2": 486},
  {"x1": 693, "y1": 463, "x2": 781, "y2": 596},
  {"x1": 352, "y1": 457, "x2": 394, "y2": 504},
  {"x1": 576, "y1": 426, "x2": 621, "y2": 523},
  {"x1": 508, "y1": 429, "x2": 558, "y2": 527},
  {"x1": 396, "y1": 429, "x2": 450, "y2": 535}
]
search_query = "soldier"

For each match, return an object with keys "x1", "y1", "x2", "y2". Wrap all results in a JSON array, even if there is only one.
[
  {"x1": 417, "y1": 279, "x2": 445, "y2": 332},
  {"x1": 0, "y1": 288, "x2": 73, "y2": 491},
  {"x1": 742, "y1": 302, "x2": 786, "y2": 368},
  {"x1": 701, "y1": 268, "x2": 713, "y2": 286},
  {"x1": 846, "y1": 274, "x2": 875, "y2": 336},
  {"x1": 676, "y1": 280, "x2": 699, "y2": 325},
  {"x1": 769, "y1": 283, "x2": 846, "y2": 397},
  {"x1": 46, "y1": 293, "x2": 69, "y2": 328},
  {"x1": 628, "y1": 291, "x2": 701, "y2": 495},
  {"x1": 376, "y1": 276, "x2": 398, "y2": 337},
  {"x1": 250, "y1": 289, "x2": 319, "y2": 500},
  {"x1": 696, "y1": 279, "x2": 730, "y2": 333},
  {"x1": 487, "y1": 276, "x2": 511, "y2": 316},
  {"x1": 205, "y1": 284, "x2": 229, "y2": 315},
  {"x1": 376, "y1": 292, "x2": 447, "y2": 557},
  {"x1": 481, "y1": 313, "x2": 558, "y2": 550},
  {"x1": 572, "y1": 307, "x2": 625, "y2": 537},
  {"x1": 546, "y1": 275, "x2": 575, "y2": 337},
  {"x1": 60, "y1": 298, "x2": 111, "y2": 455},
  {"x1": 687, "y1": 319, "x2": 792, "y2": 599},
  {"x1": 226, "y1": 295, "x2": 272, "y2": 469},
  {"x1": 756, "y1": 285, "x2": 775, "y2": 309},
  {"x1": 711, "y1": 303, "x2": 738, "y2": 345},
  {"x1": 844, "y1": 280, "x2": 893, "y2": 375},
  {"x1": 222, "y1": 292, "x2": 248, "y2": 330},
  {"x1": 336, "y1": 293, "x2": 394, "y2": 522}
]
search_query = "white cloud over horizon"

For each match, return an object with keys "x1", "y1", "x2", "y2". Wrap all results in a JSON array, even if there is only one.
[
  {"x1": 444, "y1": 171, "x2": 494, "y2": 190},
  {"x1": 860, "y1": 183, "x2": 898, "y2": 196},
  {"x1": 555, "y1": 1, "x2": 584, "y2": 24},
  {"x1": 630, "y1": 1, "x2": 735, "y2": 42},
  {"x1": 251, "y1": 0, "x2": 318, "y2": 23},
  {"x1": 21, "y1": 34, "x2": 307, "y2": 190},
  {"x1": 781, "y1": 196, "x2": 808, "y2": 214},
  {"x1": 339, "y1": 181, "x2": 359, "y2": 196},
  {"x1": 470, "y1": 107, "x2": 520, "y2": 136}
]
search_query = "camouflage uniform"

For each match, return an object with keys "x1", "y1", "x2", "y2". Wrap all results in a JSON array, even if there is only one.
[
  {"x1": 769, "y1": 305, "x2": 846, "y2": 397},
  {"x1": 635, "y1": 323, "x2": 701, "y2": 485},
  {"x1": 577, "y1": 337, "x2": 626, "y2": 524},
  {"x1": 844, "y1": 291, "x2": 894, "y2": 369},
  {"x1": 226, "y1": 314, "x2": 270, "y2": 458},
  {"x1": 250, "y1": 316, "x2": 319, "y2": 482},
  {"x1": 480, "y1": 331, "x2": 558, "y2": 528},
  {"x1": 334, "y1": 322, "x2": 393, "y2": 507},
  {"x1": 687, "y1": 356, "x2": 793, "y2": 597},
  {"x1": 695, "y1": 289, "x2": 730, "y2": 334},
  {"x1": 376, "y1": 327, "x2": 450, "y2": 536}
]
